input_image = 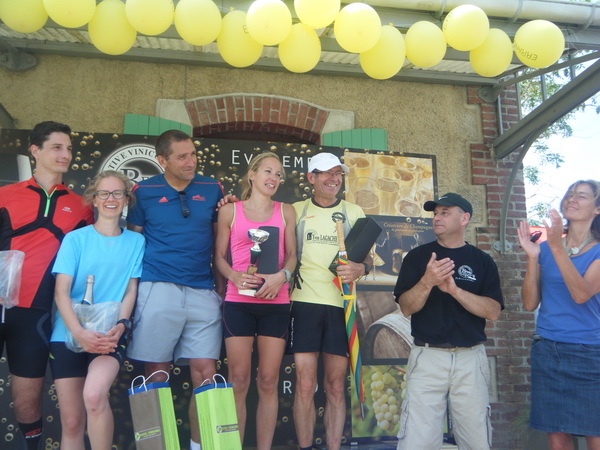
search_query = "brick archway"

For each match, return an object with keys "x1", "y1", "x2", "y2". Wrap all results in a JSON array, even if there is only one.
[{"x1": 184, "y1": 94, "x2": 330, "y2": 144}]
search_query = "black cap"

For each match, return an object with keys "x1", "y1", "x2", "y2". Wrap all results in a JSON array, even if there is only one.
[{"x1": 424, "y1": 193, "x2": 473, "y2": 216}]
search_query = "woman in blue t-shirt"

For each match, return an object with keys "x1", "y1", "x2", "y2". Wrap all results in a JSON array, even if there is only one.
[
  {"x1": 50, "y1": 170, "x2": 144, "y2": 449},
  {"x1": 518, "y1": 179, "x2": 600, "y2": 450}
]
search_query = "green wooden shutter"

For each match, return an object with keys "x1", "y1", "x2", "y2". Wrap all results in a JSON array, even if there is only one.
[
  {"x1": 322, "y1": 128, "x2": 387, "y2": 151},
  {"x1": 124, "y1": 114, "x2": 192, "y2": 136}
]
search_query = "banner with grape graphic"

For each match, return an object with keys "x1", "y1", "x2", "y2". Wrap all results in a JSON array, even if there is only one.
[{"x1": 351, "y1": 365, "x2": 406, "y2": 439}]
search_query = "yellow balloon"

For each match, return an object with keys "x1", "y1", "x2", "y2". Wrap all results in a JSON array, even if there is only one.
[
  {"x1": 0, "y1": 0, "x2": 47, "y2": 33},
  {"x1": 278, "y1": 23, "x2": 321, "y2": 73},
  {"x1": 514, "y1": 20, "x2": 565, "y2": 69},
  {"x1": 470, "y1": 28, "x2": 513, "y2": 77},
  {"x1": 217, "y1": 10, "x2": 263, "y2": 68},
  {"x1": 359, "y1": 25, "x2": 405, "y2": 80},
  {"x1": 334, "y1": 3, "x2": 381, "y2": 54},
  {"x1": 175, "y1": 0, "x2": 222, "y2": 46},
  {"x1": 405, "y1": 21, "x2": 446, "y2": 68},
  {"x1": 89, "y1": 0, "x2": 137, "y2": 55},
  {"x1": 247, "y1": 0, "x2": 292, "y2": 46},
  {"x1": 125, "y1": 0, "x2": 174, "y2": 36},
  {"x1": 443, "y1": 4, "x2": 489, "y2": 51},
  {"x1": 43, "y1": 0, "x2": 95, "y2": 28},
  {"x1": 294, "y1": 0, "x2": 339, "y2": 29}
]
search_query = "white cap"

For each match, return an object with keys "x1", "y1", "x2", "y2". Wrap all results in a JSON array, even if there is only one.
[{"x1": 308, "y1": 153, "x2": 349, "y2": 173}]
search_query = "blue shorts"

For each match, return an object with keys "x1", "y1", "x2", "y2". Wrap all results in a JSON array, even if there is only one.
[
  {"x1": 222, "y1": 301, "x2": 289, "y2": 339},
  {"x1": 49, "y1": 335, "x2": 127, "y2": 379},
  {"x1": 530, "y1": 336, "x2": 600, "y2": 436},
  {"x1": 286, "y1": 301, "x2": 349, "y2": 357}
]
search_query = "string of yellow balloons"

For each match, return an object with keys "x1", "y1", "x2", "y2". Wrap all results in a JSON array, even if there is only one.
[{"x1": 0, "y1": 0, "x2": 566, "y2": 79}]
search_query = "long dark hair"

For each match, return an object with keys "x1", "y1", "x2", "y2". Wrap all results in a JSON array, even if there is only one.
[{"x1": 560, "y1": 179, "x2": 600, "y2": 240}]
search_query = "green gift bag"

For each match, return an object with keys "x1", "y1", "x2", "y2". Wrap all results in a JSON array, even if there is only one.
[
  {"x1": 194, "y1": 374, "x2": 241, "y2": 450},
  {"x1": 128, "y1": 370, "x2": 180, "y2": 450}
]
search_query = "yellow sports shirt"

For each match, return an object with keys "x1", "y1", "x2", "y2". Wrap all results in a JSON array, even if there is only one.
[{"x1": 291, "y1": 199, "x2": 366, "y2": 308}]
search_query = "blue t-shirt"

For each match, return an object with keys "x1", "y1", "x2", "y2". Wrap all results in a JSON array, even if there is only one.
[
  {"x1": 537, "y1": 241, "x2": 600, "y2": 344},
  {"x1": 51, "y1": 225, "x2": 145, "y2": 342},
  {"x1": 127, "y1": 173, "x2": 224, "y2": 289}
]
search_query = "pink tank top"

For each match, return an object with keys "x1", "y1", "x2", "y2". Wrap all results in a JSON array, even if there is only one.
[{"x1": 225, "y1": 201, "x2": 289, "y2": 304}]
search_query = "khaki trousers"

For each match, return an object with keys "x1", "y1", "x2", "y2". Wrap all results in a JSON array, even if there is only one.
[{"x1": 396, "y1": 344, "x2": 492, "y2": 450}]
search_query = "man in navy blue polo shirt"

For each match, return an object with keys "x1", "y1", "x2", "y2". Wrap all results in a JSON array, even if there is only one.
[{"x1": 127, "y1": 130, "x2": 224, "y2": 450}]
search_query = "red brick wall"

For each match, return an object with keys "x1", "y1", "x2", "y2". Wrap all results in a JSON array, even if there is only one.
[
  {"x1": 185, "y1": 94, "x2": 329, "y2": 143},
  {"x1": 468, "y1": 85, "x2": 535, "y2": 449}
]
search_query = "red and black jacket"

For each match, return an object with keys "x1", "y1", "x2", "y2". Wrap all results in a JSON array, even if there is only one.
[{"x1": 0, "y1": 178, "x2": 93, "y2": 311}]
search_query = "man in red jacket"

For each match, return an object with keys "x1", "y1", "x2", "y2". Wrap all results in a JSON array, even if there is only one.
[{"x1": 0, "y1": 121, "x2": 93, "y2": 449}]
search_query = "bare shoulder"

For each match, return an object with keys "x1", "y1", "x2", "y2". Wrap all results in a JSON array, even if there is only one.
[{"x1": 218, "y1": 202, "x2": 235, "y2": 219}]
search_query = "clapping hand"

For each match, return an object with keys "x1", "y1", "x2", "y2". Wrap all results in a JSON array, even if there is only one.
[
  {"x1": 422, "y1": 252, "x2": 455, "y2": 289},
  {"x1": 517, "y1": 220, "x2": 541, "y2": 258},
  {"x1": 544, "y1": 209, "x2": 564, "y2": 249}
]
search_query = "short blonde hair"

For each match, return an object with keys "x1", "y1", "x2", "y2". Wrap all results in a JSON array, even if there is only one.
[{"x1": 83, "y1": 170, "x2": 135, "y2": 207}]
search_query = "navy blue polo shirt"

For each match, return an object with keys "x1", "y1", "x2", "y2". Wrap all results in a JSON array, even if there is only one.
[{"x1": 127, "y1": 173, "x2": 224, "y2": 289}]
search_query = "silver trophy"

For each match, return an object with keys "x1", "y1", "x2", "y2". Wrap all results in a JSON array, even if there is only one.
[{"x1": 239, "y1": 228, "x2": 270, "y2": 296}]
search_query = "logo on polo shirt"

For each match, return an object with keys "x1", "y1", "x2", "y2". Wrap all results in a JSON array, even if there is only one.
[
  {"x1": 305, "y1": 229, "x2": 338, "y2": 245},
  {"x1": 159, "y1": 197, "x2": 168, "y2": 203},
  {"x1": 457, "y1": 265, "x2": 476, "y2": 282},
  {"x1": 192, "y1": 194, "x2": 205, "y2": 201}
]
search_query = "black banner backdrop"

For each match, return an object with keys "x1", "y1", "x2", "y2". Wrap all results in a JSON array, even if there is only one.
[{"x1": 0, "y1": 129, "x2": 436, "y2": 449}]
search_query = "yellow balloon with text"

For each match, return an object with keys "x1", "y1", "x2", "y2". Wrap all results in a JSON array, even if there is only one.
[
  {"x1": 514, "y1": 20, "x2": 565, "y2": 69},
  {"x1": 43, "y1": 0, "x2": 96, "y2": 28},
  {"x1": 334, "y1": 3, "x2": 381, "y2": 54},
  {"x1": 470, "y1": 29, "x2": 513, "y2": 77},
  {"x1": 405, "y1": 21, "x2": 446, "y2": 68},
  {"x1": 217, "y1": 10, "x2": 263, "y2": 68},
  {"x1": 278, "y1": 23, "x2": 321, "y2": 73},
  {"x1": 0, "y1": 0, "x2": 47, "y2": 33},
  {"x1": 125, "y1": 0, "x2": 174, "y2": 36},
  {"x1": 247, "y1": 0, "x2": 292, "y2": 46},
  {"x1": 359, "y1": 25, "x2": 405, "y2": 80},
  {"x1": 294, "y1": 0, "x2": 339, "y2": 29},
  {"x1": 89, "y1": 0, "x2": 137, "y2": 55},
  {"x1": 443, "y1": 4, "x2": 489, "y2": 51},
  {"x1": 175, "y1": 0, "x2": 222, "y2": 46}
]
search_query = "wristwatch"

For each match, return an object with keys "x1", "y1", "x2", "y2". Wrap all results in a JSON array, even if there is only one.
[
  {"x1": 281, "y1": 268, "x2": 292, "y2": 283},
  {"x1": 116, "y1": 318, "x2": 132, "y2": 333},
  {"x1": 362, "y1": 263, "x2": 371, "y2": 275}
]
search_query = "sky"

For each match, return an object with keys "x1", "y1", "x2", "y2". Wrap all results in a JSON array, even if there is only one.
[{"x1": 523, "y1": 105, "x2": 600, "y2": 218}]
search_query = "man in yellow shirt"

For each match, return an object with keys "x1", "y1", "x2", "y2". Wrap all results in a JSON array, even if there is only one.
[{"x1": 289, "y1": 152, "x2": 371, "y2": 450}]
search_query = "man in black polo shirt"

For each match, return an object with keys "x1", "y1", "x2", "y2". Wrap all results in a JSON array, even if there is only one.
[{"x1": 393, "y1": 193, "x2": 503, "y2": 450}]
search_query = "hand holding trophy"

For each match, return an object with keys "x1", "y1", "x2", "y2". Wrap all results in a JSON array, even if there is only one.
[{"x1": 239, "y1": 228, "x2": 270, "y2": 296}]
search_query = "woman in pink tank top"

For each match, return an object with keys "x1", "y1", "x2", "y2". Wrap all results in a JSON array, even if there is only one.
[{"x1": 215, "y1": 152, "x2": 296, "y2": 449}]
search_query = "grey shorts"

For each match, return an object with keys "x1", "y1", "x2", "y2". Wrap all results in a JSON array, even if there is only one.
[{"x1": 127, "y1": 282, "x2": 223, "y2": 364}]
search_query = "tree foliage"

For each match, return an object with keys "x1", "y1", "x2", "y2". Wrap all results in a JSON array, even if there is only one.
[{"x1": 519, "y1": 53, "x2": 599, "y2": 224}]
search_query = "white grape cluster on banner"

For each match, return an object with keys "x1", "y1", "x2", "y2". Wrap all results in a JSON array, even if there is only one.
[{"x1": 0, "y1": 0, "x2": 566, "y2": 79}]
